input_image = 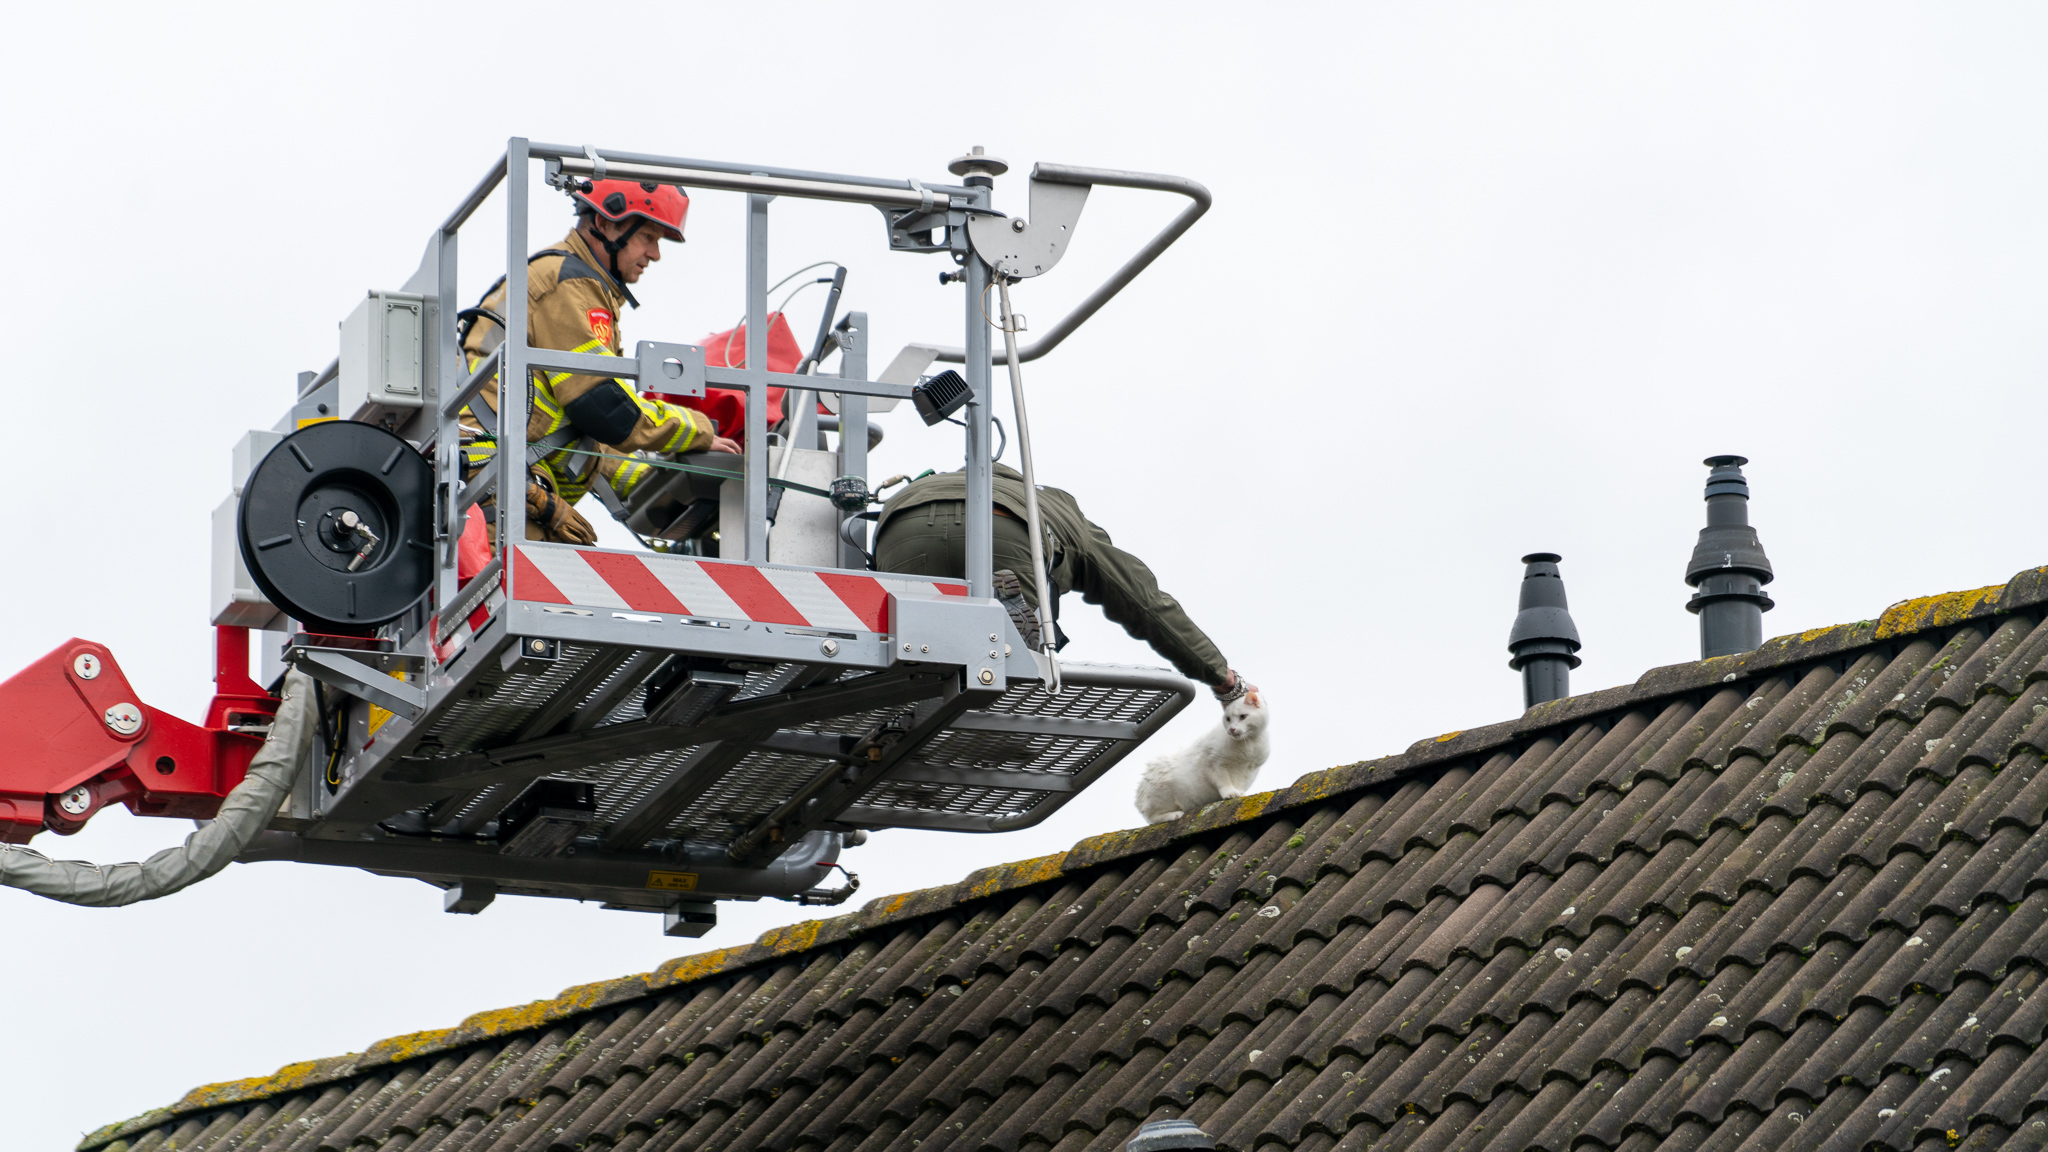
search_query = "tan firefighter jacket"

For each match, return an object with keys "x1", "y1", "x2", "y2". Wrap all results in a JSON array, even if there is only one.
[{"x1": 459, "y1": 229, "x2": 719, "y2": 540}]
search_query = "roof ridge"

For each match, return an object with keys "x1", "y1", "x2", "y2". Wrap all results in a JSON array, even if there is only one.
[{"x1": 81, "y1": 562, "x2": 2048, "y2": 1151}]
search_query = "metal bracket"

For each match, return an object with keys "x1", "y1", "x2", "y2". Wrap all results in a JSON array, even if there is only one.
[
  {"x1": 880, "y1": 205, "x2": 963, "y2": 253},
  {"x1": 823, "y1": 343, "x2": 921, "y2": 416},
  {"x1": 635, "y1": 341, "x2": 706, "y2": 397},
  {"x1": 966, "y1": 176, "x2": 1089, "y2": 279},
  {"x1": 288, "y1": 647, "x2": 428, "y2": 719},
  {"x1": 889, "y1": 594, "x2": 1009, "y2": 690},
  {"x1": 933, "y1": 164, "x2": 1210, "y2": 365}
]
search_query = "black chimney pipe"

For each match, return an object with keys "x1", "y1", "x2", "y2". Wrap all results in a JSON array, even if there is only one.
[
  {"x1": 1685, "y1": 455, "x2": 1774, "y2": 658},
  {"x1": 1507, "y1": 552, "x2": 1582, "y2": 708}
]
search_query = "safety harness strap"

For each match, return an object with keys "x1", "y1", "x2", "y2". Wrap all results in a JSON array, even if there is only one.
[
  {"x1": 526, "y1": 425, "x2": 581, "y2": 468},
  {"x1": 588, "y1": 220, "x2": 645, "y2": 310},
  {"x1": 581, "y1": 438, "x2": 632, "y2": 523},
  {"x1": 464, "y1": 250, "x2": 577, "y2": 341}
]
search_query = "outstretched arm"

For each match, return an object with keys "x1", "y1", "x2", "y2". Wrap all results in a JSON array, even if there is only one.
[{"x1": 1048, "y1": 493, "x2": 1232, "y2": 689}]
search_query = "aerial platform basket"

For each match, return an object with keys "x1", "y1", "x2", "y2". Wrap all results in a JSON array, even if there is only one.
[{"x1": 0, "y1": 138, "x2": 1212, "y2": 933}]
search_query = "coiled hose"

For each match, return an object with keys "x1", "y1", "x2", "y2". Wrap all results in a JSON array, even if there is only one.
[{"x1": 0, "y1": 670, "x2": 315, "y2": 907}]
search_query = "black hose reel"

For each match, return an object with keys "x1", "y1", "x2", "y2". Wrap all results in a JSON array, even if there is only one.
[{"x1": 238, "y1": 421, "x2": 435, "y2": 632}]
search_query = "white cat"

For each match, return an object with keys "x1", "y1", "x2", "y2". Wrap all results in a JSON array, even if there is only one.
[{"x1": 1134, "y1": 688, "x2": 1271, "y2": 823}]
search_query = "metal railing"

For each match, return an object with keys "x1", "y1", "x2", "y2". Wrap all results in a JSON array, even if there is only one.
[
  {"x1": 419, "y1": 139, "x2": 1001, "y2": 627},
  {"x1": 418, "y1": 138, "x2": 1208, "y2": 637}
]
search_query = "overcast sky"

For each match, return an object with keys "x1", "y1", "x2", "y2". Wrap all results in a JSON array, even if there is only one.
[{"x1": 7, "y1": 4, "x2": 2047, "y2": 1148}]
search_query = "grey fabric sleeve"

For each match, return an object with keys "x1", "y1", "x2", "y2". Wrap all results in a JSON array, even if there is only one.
[{"x1": 0, "y1": 670, "x2": 316, "y2": 907}]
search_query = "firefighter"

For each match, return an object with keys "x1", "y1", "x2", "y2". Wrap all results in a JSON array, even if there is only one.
[
  {"x1": 873, "y1": 465, "x2": 1250, "y2": 704},
  {"x1": 460, "y1": 179, "x2": 739, "y2": 544}
]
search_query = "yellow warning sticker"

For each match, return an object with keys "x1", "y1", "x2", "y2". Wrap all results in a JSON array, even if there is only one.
[
  {"x1": 366, "y1": 668, "x2": 408, "y2": 737},
  {"x1": 646, "y1": 870, "x2": 700, "y2": 891},
  {"x1": 297, "y1": 415, "x2": 338, "y2": 429}
]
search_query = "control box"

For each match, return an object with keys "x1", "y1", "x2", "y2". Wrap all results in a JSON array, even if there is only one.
[
  {"x1": 211, "y1": 497, "x2": 284, "y2": 630},
  {"x1": 339, "y1": 289, "x2": 425, "y2": 424},
  {"x1": 211, "y1": 429, "x2": 286, "y2": 630}
]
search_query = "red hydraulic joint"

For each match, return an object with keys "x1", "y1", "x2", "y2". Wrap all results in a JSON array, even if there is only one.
[{"x1": 0, "y1": 628, "x2": 277, "y2": 844}]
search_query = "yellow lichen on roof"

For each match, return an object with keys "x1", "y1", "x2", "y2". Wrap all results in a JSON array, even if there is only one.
[
  {"x1": 1070, "y1": 825, "x2": 1153, "y2": 857},
  {"x1": 170, "y1": 1057, "x2": 354, "y2": 1114},
  {"x1": 965, "y1": 853, "x2": 1068, "y2": 899},
  {"x1": 760, "y1": 917, "x2": 824, "y2": 955},
  {"x1": 651, "y1": 944, "x2": 753, "y2": 989},
  {"x1": 360, "y1": 1027, "x2": 459, "y2": 1067},
  {"x1": 1230, "y1": 792, "x2": 1275, "y2": 822},
  {"x1": 1876, "y1": 583, "x2": 2005, "y2": 639},
  {"x1": 1277, "y1": 763, "x2": 1357, "y2": 806},
  {"x1": 454, "y1": 974, "x2": 645, "y2": 1037}
]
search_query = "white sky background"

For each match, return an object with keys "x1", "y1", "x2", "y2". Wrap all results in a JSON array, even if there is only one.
[{"x1": 5, "y1": 3, "x2": 2045, "y2": 1146}]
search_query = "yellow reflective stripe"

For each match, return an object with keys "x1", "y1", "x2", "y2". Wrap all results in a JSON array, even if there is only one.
[
  {"x1": 612, "y1": 459, "x2": 652, "y2": 497},
  {"x1": 540, "y1": 339, "x2": 617, "y2": 402},
  {"x1": 660, "y1": 415, "x2": 696, "y2": 454},
  {"x1": 515, "y1": 384, "x2": 577, "y2": 470},
  {"x1": 532, "y1": 390, "x2": 566, "y2": 425}
]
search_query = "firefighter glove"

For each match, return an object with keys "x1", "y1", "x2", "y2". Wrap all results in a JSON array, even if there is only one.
[{"x1": 526, "y1": 481, "x2": 598, "y2": 545}]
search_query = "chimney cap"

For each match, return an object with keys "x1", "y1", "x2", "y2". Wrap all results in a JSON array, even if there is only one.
[
  {"x1": 1701, "y1": 455, "x2": 1754, "y2": 502},
  {"x1": 1509, "y1": 552, "x2": 1582, "y2": 669},
  {"x1": 1126, "y1": 1120, "x2": 1215, "y2": 1152},
  {"x1": 1685, "y1": 456, "x2": 1773, "y2": 586}
]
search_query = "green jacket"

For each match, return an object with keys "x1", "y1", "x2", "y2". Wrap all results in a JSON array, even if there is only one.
[
  {"x1": 877, "y1": 465, "x2": 1084, "y2": 573},
  {"x1": 876, "y1": 465, "x2": 1229, "y2": 686}
]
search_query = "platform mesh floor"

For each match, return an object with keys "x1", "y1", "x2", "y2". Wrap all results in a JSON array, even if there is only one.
[{"x1": 400, "y1": 653, "x2": 1188, "y2": 845}]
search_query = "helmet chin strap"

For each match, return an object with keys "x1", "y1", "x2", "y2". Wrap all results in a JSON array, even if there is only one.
[{"x1": 587, "y1": 217, "x2": 646, "y2": 309}]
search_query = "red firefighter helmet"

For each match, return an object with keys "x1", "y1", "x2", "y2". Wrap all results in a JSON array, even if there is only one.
[{"x1": 573, "y1": 179, "x2": 688, "y2": 242}]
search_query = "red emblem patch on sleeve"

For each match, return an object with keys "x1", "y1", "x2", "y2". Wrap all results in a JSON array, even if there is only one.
[{"x1": 587, "y1": 309, "x2": 616, "y2": 346}]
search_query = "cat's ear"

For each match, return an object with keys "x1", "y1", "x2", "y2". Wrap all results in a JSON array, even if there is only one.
[{"x1": 1247, "y1": 690, "x2": 1262, "y2": 708}]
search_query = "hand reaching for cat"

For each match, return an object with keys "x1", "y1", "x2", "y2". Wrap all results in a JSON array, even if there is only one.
[{"x1": 1212, "y1": 669, "x2": 1253, "y2": 706}]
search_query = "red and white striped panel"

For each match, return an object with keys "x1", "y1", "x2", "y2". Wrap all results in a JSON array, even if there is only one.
[{"x1": 511, "y1": 545, "x2": 966, "y2": 634}]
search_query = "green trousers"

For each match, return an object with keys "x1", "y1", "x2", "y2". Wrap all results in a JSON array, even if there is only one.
[{"x1": 872, "y1": 466, "x2": 1230, "y2": 688}]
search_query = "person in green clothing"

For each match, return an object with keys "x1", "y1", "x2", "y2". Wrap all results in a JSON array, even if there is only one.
[{"x1": 872, "y1": 464, "x2": 1250, "y2": 705}]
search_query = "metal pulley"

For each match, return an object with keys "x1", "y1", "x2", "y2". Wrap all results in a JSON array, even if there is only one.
[{"x1": 238, "y1": 420, "x2": 434, "y2": 631}]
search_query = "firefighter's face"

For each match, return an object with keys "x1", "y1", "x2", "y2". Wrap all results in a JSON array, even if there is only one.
[{"x1": 595, "y1": 218, "x2": 666, "y2": 283}]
